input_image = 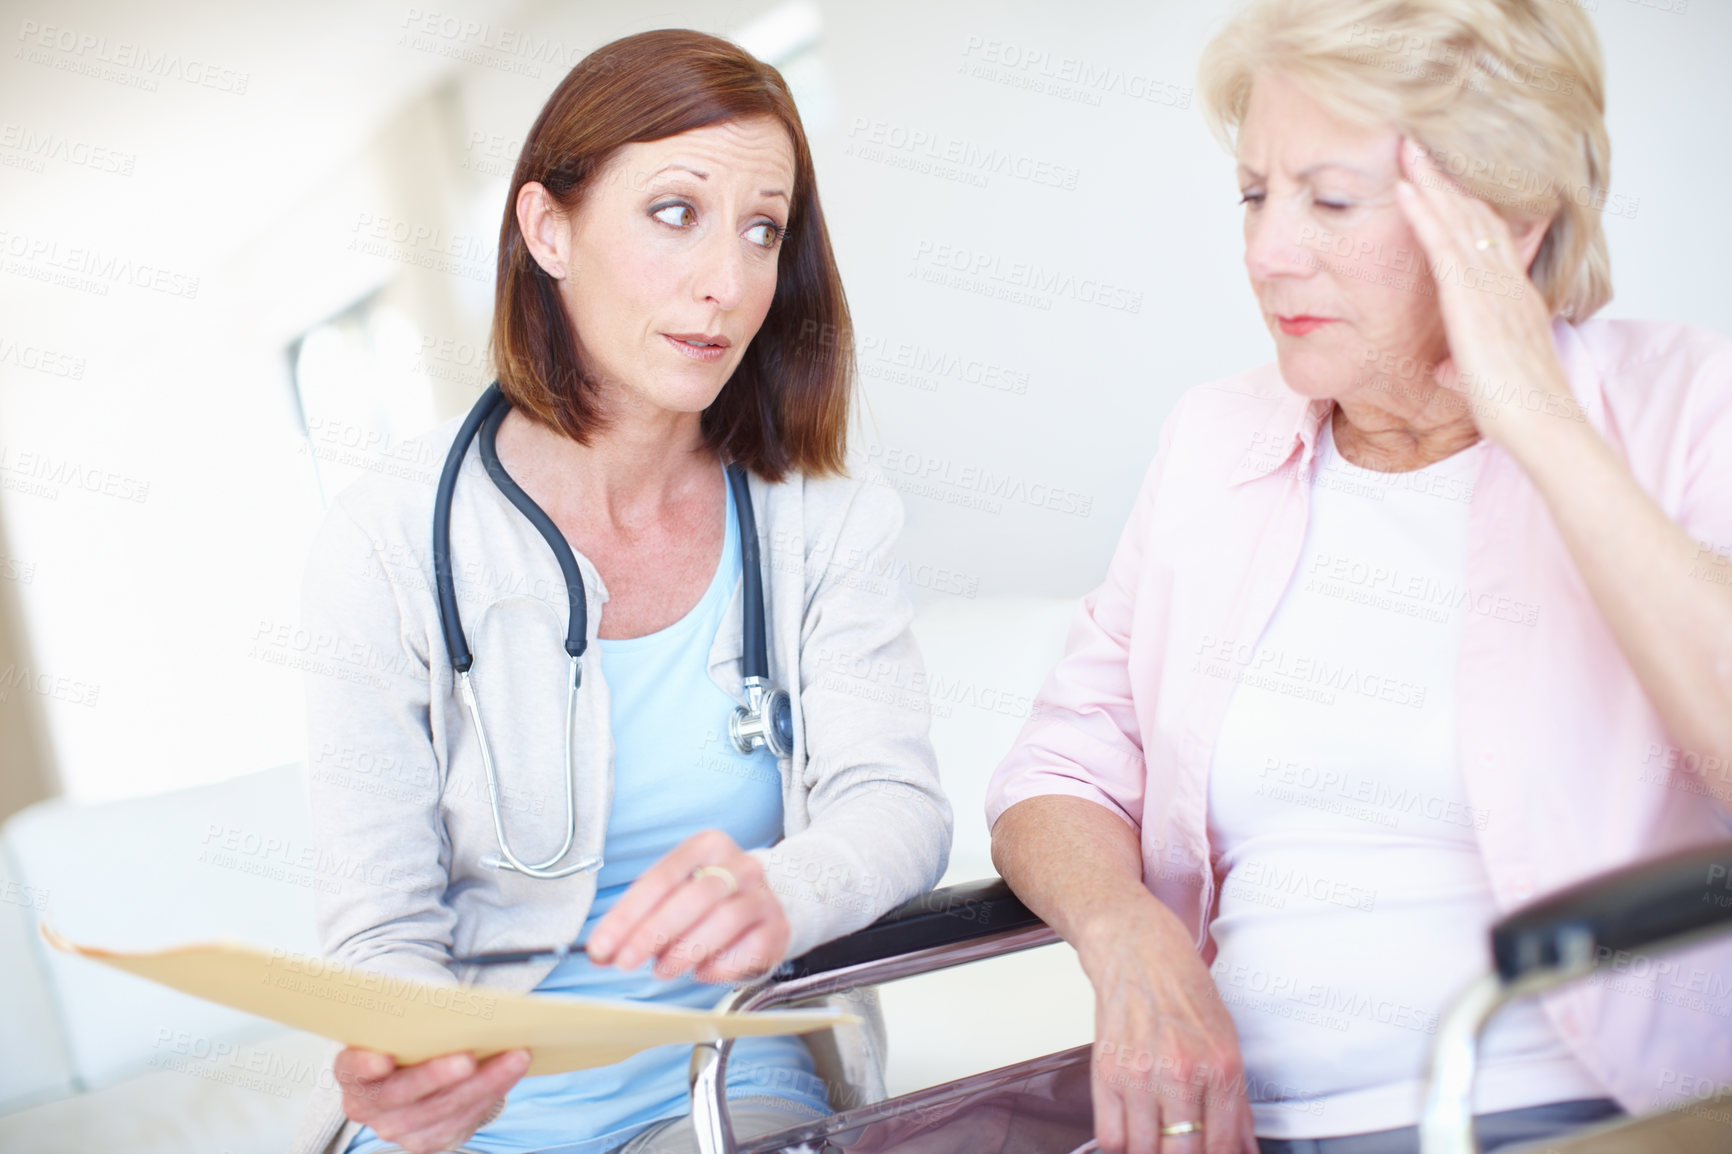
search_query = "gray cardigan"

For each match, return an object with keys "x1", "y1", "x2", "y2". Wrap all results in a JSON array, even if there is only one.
[{"x1": 286, "y1": 413, "x2": 952, "y2": 1154}]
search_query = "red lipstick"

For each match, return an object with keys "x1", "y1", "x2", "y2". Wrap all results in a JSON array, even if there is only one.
[{"x1": 1277, "y1": 316, "x2": 1334, "y2": 336}]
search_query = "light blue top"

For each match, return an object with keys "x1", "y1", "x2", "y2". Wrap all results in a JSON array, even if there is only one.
[{"x1": 348, "y1": 472, "x2": 829, "y2": 1154}]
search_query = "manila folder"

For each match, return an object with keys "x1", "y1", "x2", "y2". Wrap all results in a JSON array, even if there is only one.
[{"x1": 43, "y1": 926, "x2": 854, "y2": 1077}]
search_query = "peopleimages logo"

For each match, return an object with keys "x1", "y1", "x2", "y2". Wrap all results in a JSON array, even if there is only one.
[
  {"x1": 0, "y1": 334, "x2": 86, "y2": 379},
  {"x1": 909, "y1": 239, "x2": 1143, "y2": 314},
  {"x1": 14, "y1": 19, "x2": 250, "y2": 94},
  {"x1": 0, "y1": 442, "x2": 150, "y2": 503},
  {"x1": 852, "y1": 441, "x2": 1094, "y2": 518},
  {"x1": 0, "y1": 228, "x2": 199, "y2": 299},
  {"x1": 0, "y1": 122, "x2": 136, "y2": 175},
  {"x1": 261, "y1": 949, "x2": 499, "y2": 1021},
  {"x1": 845, "y1": 117, "x2": 1081, "y2": 191},
  {"x1": 957, "y1": 36, "x2": 1193, "y2": 110},
  {"x1": 858, "y1": 333, "x2": 1031, "y2": 396}
]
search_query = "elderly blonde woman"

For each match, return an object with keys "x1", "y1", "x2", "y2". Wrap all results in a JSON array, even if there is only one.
[{"x1": 987, "y1": 2, "x2": 1732, "y2": 1152}]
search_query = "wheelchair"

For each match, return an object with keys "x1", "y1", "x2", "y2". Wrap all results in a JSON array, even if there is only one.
[{"x1": 682, "y1": 841, "x2": 1732, "y2": 1154}]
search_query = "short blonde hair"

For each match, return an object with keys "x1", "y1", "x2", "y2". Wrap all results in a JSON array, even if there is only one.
[{"x1": 1198, "y1": 0, "x2": 1612, "y2": 320}]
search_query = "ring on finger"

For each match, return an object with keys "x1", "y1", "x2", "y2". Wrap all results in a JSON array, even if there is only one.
[
  {"x1": 1160, "y1": 1120, "x2": 1203, "y2": 1138},
  {"x1": 1475, "y1": 236, "x2": 1498, "y2": 251},
  {"x1": 690, "y1": 864, "x2": 739, "y2": 897}
]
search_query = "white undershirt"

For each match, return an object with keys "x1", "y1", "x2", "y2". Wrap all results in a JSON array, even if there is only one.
[{"x1": 1206, "y1": 415, "x2": 1605, "y2": 1138}]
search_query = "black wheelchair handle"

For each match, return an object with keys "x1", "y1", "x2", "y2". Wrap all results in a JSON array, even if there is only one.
[
  {"x1": 774, "y1": 877, "x2": 1044, "y2": 981},
  {"x1": 1491, "y1": 839, "x2": 1732, "y2": 982}
]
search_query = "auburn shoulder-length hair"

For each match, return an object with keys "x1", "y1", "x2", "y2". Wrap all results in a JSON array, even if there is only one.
[{"x1": 489, "y1": 29, "x2": 851, "y2": 481}]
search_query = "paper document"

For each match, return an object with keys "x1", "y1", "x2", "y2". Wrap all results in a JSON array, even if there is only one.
[{"x1": 43, "y1": 926, "x2": 853, "y2": 1076}]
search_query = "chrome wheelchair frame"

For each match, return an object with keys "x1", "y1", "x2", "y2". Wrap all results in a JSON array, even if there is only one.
[
  {"x1": 1419, "y1": 839, "x2": 1732, "y2": 1154},
  {"x1": 688, "y1": 877, "x2": 1074, "y2": 1154},
  {"x1": 680, "y1": 841, "x2": 1732, "y2": 1154}
]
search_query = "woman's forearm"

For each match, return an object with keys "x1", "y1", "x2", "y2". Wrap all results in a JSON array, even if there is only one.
[
  {"x1": 990, "y1": 795, "x2": 1191, "y2": 964},
  {"x1": 1515, "y1": 414, "x2": 1732, "y2": 771},
  {"x1": 995, "y1": 798, "x2": 1258, "y2": 1150},
  {"x1": 1394, "y1": 142, "x2": 1732, "y2": 784}
]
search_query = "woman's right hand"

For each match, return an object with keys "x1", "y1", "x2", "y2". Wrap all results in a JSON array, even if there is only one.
[
  {"x1": 333, "y1": 1046, "x2": 532, "y2": 1154},
  {"x1": 989, "y1": 796, "x2": 1258, "y2": 1154},
  {"x1": 1078, "y1": 911, "x2": 1257, "y2": 1154}
]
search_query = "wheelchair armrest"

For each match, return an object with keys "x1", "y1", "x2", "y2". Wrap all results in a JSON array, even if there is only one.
[
  {"x1": 1491, "y1": 840, "x2": 1732, "y2": 982},
  {"x1": 773, "y1": 877, "x2": 1046, "y2": 981},
  {"x1": 690, "y1": 878, "x2": 1056, "y2": 1153}
]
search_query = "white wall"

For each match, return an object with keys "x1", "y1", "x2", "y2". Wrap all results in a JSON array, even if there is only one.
[{"x1": 0, "y1": 0, "x2": 1727, "y2": 804}]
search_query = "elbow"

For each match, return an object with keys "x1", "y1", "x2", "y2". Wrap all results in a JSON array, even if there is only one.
[
  {"x1": 1691, "y1": 680, "x2": 1732, "y2": 771},
  {"x1": 987, "y1": 808, "x2": 1019, "y2": 883}
]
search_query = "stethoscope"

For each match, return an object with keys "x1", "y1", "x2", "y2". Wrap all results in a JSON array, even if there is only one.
[{"x1": 431, "y1": 382, "x2": 794, "y2": 880}]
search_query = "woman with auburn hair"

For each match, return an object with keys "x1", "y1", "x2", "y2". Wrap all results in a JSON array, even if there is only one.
[
  {"x1": 988, "y1": 1, "x2": 1732, "y2": 1152},
  {"x1": 288, "y1": 28, "x2": 950, "y2": 1154}
]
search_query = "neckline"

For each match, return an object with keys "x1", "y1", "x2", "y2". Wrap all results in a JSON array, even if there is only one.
[
  {"x1": 1318, "y1": 409, "x2": 1486, "y2": 482},
  {"x1": 596, "y1": 465, "x2": 737, "y2": 654}
]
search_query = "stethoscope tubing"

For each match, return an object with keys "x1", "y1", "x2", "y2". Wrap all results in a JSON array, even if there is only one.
[
  {"x1": 431, "y1": 384, "x2": 504, "y2": 673},
  {"x1": 432, "y1": 382, "x2": 785, "y2": 879},
  {"x1": 728, "y1": 461, "x2": 770, "y2": 684}
]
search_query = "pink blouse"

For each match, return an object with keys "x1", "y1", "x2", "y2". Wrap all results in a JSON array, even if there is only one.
[{"x1": 986, "y1": 317, "x2": 1732, "y2": 1114}]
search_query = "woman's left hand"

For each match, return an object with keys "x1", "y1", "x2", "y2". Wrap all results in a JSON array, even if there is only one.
[
  {"x1": 585, "y1": 829, "x2": 790, "y2": 984},
  {"x1": 1394, "y1": 139, "x2": 1584, "y2": 461},
  {"x1": 1398, "y1": 139, "x2": 1732, "y2": 780}
]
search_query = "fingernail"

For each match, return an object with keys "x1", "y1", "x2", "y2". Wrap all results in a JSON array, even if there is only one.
[
  {"x1": 441, "y1": 1053, "x2": 475, "y2": 1079},
  {"x1": 509, "y1": 1049, "x2": 532, "y2": 1074}
]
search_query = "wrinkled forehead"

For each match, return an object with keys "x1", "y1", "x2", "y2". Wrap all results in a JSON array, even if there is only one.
[
  {"x1": 607, "y1": 116, "x2": 797, "y2": 197},
  {"x1": 1236, "y1": 70, "x2": 1400, "y2": 180}
]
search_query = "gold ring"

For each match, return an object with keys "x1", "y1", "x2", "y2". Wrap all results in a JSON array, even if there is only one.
[
  {"x1": 691, "y1": 864, "x2": 739, "y2": 896},
  {"x1": 1475, "y1": 236, "x2": 1498, "y2": 251},
  {"x1": 1160, "y1": 1120, "x2": 1203, "y2": 1137}
]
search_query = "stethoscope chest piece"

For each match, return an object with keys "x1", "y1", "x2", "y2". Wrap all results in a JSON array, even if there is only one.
[{"x1": 731, "y1": 677, "x2": 793, "y2": 759}]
